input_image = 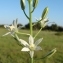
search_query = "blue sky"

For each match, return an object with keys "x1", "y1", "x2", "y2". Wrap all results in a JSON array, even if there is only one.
[{"x1": 0, "y1": 0, "x2": 63, "y2": 26}]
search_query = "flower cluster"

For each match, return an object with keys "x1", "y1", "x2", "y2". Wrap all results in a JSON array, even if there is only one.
[
  {"x1": 3, "y1": 20, "x2": 18, "y2": 37},
  {"x1": 3, "y1": 0, "x2": 56, "y2": 63}
]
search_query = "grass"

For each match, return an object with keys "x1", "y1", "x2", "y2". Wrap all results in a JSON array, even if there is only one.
[{"x1": 0, "y1": 28, "x2": 63, "y2": 63}]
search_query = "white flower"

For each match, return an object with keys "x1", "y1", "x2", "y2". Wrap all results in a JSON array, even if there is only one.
[
  {"x1": 40, "y1": 18, "x2": 48, "y2": 28},
  {"x1": 35, "y1": 17, "x2": 48, "y2": 28},
  {"x1": 20, "y1": 35, "x2": 43, "y2": 58},
  {"x1": 3, "y1": 20, "x2": 18, "y2": 37}
]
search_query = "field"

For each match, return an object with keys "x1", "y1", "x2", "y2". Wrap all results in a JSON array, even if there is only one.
[{"x1": 0, "y1": 28, "x2": 63, "y2": 63}]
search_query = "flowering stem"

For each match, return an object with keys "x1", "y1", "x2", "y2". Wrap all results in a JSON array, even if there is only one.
[
  {"x1": 31, "y1": 57, "x2": 33, "y2": 63},
  {"x1": 23, "y1": 10, "x2": 29, "y2": 19},
  {"x1": 14, "y1": 34, "x2": 20, "y2": 41},
  {"x1": 29, "y1": 0, "x2": 33, "y2": 36},
  {"x1": 16, "y1": 32, "x2": 30, "y2": 36},
  {"x1": 34, "y1": 27, "x2": 42, "y2": 39}
]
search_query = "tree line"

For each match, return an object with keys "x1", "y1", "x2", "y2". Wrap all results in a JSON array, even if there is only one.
[
  {"x1": 0, "y1": 23, "x2": 63, "y2": 32},
  {"x1": 25, "y1": 23, "x2": 63, "y2": 32}
]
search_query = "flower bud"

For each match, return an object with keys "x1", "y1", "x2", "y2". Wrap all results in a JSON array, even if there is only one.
[
  {"x1": 43, "y1": 48, "x2": 56, "y2": 59},
  {"x1": 42, "y1": 7, "x2": 49, "y2": 20},
  {"x1": 20, "y1": 0, "x2": 25, "y2": 10},
  {"x1": 47, "y1": 48, "x2": 57, "y2": 58},
  {"x1": 27, "y1": 0, "x2": 32, "y2": 3},
  {"x1": 33, "y1": 0, "x2": 38, "y2": 9},
  {"x1": 44, "y1": 48, "x2": 57, "y2": 58}
]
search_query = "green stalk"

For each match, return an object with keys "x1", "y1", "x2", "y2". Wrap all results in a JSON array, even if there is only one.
[
  {"x1": 29, "y1": 1, "x2": 33, "y2": 63},
  {"x1": 34, "y1": 27, "x2": 42, "y2": 39},
  {"x1": 16, "y1": 32, "x2": 30, "y2": 36},
  {"x1": 31, "y1": 57, "x2": 33, "y2": 63},
  {"x1": 29, "y1": 1, "x2": 33, "y2": 36},
  {"x1": 23, "y1": 10, "x2": 29, "y2": 19}
]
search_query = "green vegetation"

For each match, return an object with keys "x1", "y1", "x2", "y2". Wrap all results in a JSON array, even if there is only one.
[{"x1": 0, "y1": 28, "x2": 63, "y2": 63}]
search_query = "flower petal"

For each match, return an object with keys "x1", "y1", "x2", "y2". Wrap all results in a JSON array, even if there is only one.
[
  {"x1": 19, "y1": 39, "x2": 29, "y2": 46},
  {"x1": 13, "y1": 20, "x2": 17, "y2": 31},
  {"x1": 4, "y1": 25, "x2": 10, "y2": 31},
  {"x1": 35, "y1": 38, "x2": 43, "y2": 46},
  {"x1": 21, "y1": 47, "x2": 30, "y2": 51},
  {"x1": 2, "y1": 32, "x2": 11, "y2": 36},
  {"x1": 4, "y1": 25, "x2": 9, "y2": 28},
  {"x1": 35, "y1": 46, "x2": 42, "y2": 50},
  {"x1": 43, "y1": 18, "x2": 48, "y2": 22},
  {"x1": 30, "y1": 51, "x2": 34, "y2": 58},
  {"x1": 29, "y1": 35, "x2": 34, "y2": 45}
]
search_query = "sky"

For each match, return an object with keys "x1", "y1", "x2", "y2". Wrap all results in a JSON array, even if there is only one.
[{"x1": 0, "y1": 0, "x2": 63, "y2": 26}]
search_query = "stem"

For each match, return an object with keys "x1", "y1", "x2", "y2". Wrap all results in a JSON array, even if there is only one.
[
  {"x1": 14, "y1": 34, "x2": 20, "y2": 41},
  {"x1": 31, "y1": 8, "x2": 35, "y2": 13},
  {"x1": 29, "y1": 1, "x2": 33, "y2": 36},
  {"x1": 16, "y1": 32, "x2": 30, "y2": 36},
  {"x1": 32, "y1": 18, "x2": 42, "y2": 26},
  {"x1": 31, "y1": 57, "x2": 33, "y2": 63},
  {"x1": 34, "y1": 27, "x2": 42, "y2": 39},
  {"x1": 23, "y1": 10, "x2": 29, "y2": 19}
]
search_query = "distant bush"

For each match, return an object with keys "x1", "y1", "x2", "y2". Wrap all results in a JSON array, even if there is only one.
[
  {"x1": 25, "y1": 23, "x2": 30, "y2": 29},
  {"x1": 0, "y1": 23, "x2": 63, "y2": 31},
  {"x1": 43, "y1": 24, "x2": 63, "y2": 31},
  {"x1": 58, "y1": 26, "x2": 63, "y2": 32},
  {"x1": 0, "y1": 24, "x2": 4, "y2": 28}
]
